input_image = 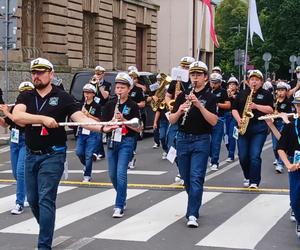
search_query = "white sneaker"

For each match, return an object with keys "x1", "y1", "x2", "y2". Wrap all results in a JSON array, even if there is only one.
[
  {"x1": 273, "y1": 160, "x2": 278, "y2": 166},
  {"x1": 290, "y1": 210, "x2": 296, "y2": 222},
  {"x1": 187, "y1": 216, "x2": 198, "y2": 228},
  {"x1": 275, "y1": 165, "x2": 284, "y2": 174},
  {"x1": 162, "y1": 152, "x2": 167, "y2": 160},
  {"x1": 82, "y1": 176, "x2": 91, "y2": 183},
  {"x1": 112, "y1": 208, "x2": 124, "y2": 218},
  {"x1": 226, "y1": 158, "x2": 234, "y2": 163},
  {"x1": 243, "y1": 179, "x2": 250, "y2": 188},
  {"x1": 152, "y1": 143, "x2": 159, "y2": 149},
  {"x1": 11, "y1": 204, "x2": 24, "y2": 215},
  {"x1": 97, "y1": 154, "x2": 104, "y2": 160},
  {"x1": 210, "y1": 164, "x2": 218, "y2": 171},
  {"x1": 128, "y1": 159, "x2": 136, "y2": 169},
  {"x1": 249, "y1": 183, "x2": 258, "y2": 189},
  {"x1": 24, "y1": 201, "x2": 29, "y2": 207}
]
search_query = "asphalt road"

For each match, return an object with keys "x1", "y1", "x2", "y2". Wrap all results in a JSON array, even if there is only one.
[{"x1": 0, "y1": 134, "x2": 298, "y2": 250}]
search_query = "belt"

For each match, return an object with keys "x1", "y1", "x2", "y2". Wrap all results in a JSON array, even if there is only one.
[{"x1": 28, "y1": 146, "x2": 66, "y2": 155}]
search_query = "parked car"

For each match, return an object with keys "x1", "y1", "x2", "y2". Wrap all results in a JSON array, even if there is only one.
[{"x1": 69, "y1": 71, "x2": 157, "y2": 137}]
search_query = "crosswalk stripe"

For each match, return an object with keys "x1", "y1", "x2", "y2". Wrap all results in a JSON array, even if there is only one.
[
  {"x1": 52, "y1": 236, "x2": 71, "y2": 247},
  {"x1": 0, "y1": 186, "x2": 76, "y2": 214},
  {"x1": 94, "y1": 191, "x2": 221, "y2": 241},
  {"x1": 64, "y1": 237, "x2": 95, "y2": 250},
  {"x1": 0, "y1": 188, "x2": 147, "y2": 234},
  {"x1": 0, "y1": 184, "x2": 10, "y2": 188},
  {"x1": 197, "y1": 194, "x2": 290, "y2": 249},
  {"x1": 0, "y1": 169, "x2": 166, "y2": 176}
]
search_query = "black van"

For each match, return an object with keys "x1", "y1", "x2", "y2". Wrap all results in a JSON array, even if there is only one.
[{"x1": 69, "y1": 71, "x2": 157, "y2": 135}]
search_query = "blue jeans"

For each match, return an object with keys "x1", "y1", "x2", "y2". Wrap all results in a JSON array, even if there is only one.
[
  {"x1": 224, "y1": 112, "x2": 237, "y2": 160},
  {"x1": 10, "y1": 133, "x2": 26, "y2": 206},
  {"x1": 94, "y1": 132, "x2": 105, "y2": 157},
  {"x1": 237, "y1": 121, "x2": 268, "y2": 185},
  {"x1": 159, "y1": 116, "x2": 169, "y2": 153},
  {"x1": 176, "y1": 132, "x2": 210, "y2": 219},
  {"x1": 25, "y1": 149, "x2": 66, "y2": 250},
  {"x1": 166, "y1": 123, "x2": 178, "y2": 150},
  {"x1": 272, "y1": 120, "x2": 284, "y2": 166},
  {"x1": 76, "y1": 131, "x2": 100, "y2": 177},
  {"x1": 107, "y1": 136, "x2": 135, "y2": 209},
  {"x1": 210, "y1": 117, "x2": 224, "y2": 165}
]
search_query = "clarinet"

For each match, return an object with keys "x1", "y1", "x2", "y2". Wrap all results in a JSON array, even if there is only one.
[
  {"x1": 108, "y1": 95, "x2": 120, "y2": 149},
  {"x1": 181, "y1": 86, "x2": 195, "y2": 126}
]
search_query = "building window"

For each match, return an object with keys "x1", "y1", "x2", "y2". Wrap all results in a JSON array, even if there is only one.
[
  {"x1": 21, "y1": 0, "x2": 42, "y2": 60},
  {"x1": 82, "y1": 11, "x2": 95, "y2": 68},
  {"x1": 113, "y1": 18, "x2": 124, "y2": 70}
]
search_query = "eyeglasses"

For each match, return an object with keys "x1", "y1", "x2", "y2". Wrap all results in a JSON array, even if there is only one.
[{"x1": 31, "y1": 70, "x2": 49, "y2": 76}]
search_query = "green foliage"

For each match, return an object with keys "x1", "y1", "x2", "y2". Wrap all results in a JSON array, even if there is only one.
[{"x1": 215, "y1": 0, "x2": 300, "y2": 80}]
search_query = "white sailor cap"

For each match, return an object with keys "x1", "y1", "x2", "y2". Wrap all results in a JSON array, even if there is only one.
[
  {"x1": 249, "y1": 69, "x2": 263, "y2": 80},
  {"x1": 95, "y1": 66, "x2": 105, "y2": 72},
  {"x1": 128, "y1": 70, "x2": 140, "y2": 78},
  {"x1": 30, "y1": 57, "x2": 53, "y2": 72},
  {"x1": 227, "y1": 76, "x2": 239, "y2": 84},
  {"x1": 115, "y1": 72, "x2": 134, "y2": 88},
  {"x1": 293, "y1": 90, "x2": 300, "y2": 104},
  {"x1": 212, "y1": 66, "x2": 222, "y2": 73},
  {"x1": 210, "y1": 72, "x2": 222, "y2": 83},
  {"x1": 276, "y1": 82, "x2": 289, "y2": 90},
  {"x1": 18, "y1": 81, "x2": 35, "y2": 92},
  {"x1": 189, "y1": 61, "x2": 208, "y2": 74},
  {"x1": 128, "y1": 66, "x2": 138, "y2": 72},
  {"x1": 180, "y1": 56, "x2": 195, "y2": 66},
  {"x1": 83, "y1": 83, "x2": 96, "y2": 93}
]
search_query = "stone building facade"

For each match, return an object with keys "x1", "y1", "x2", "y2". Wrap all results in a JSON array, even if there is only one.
[{"x1": 0, "y1": 0, "x2": 159, "y2": 101}]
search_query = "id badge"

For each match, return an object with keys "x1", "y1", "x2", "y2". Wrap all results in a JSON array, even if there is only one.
[
  {"x1": 82, "y1": 128, "x2": 90, "y2": 135},
  {"x1": 167, "y1": 146, "x2": 177, "y2": 164},
  {"x1": 293, "y1": 150, "x2": 300, "y2": 164},
  {"x1": 11, "y1": 128, "x2": 19, "y2": 144},
  {"x1": 113, "y1": 127, "x2": 122, "y2": 142},
  {"x1": 233, "y1": 126, "x2": 239, "y2": 140},
  {"x1": 165, "y1": 111, "x2": 170, "y2": 121}
]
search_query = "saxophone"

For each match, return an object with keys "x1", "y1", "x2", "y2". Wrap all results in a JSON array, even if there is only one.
[
  {"x1": 239, "y1": 88, "x2": 254, "y2": 135},
  {"x1": 151, "y1": 74, "x2": 172, "y2": 111},
  {"x1": 168, "y1": 76, "x2": 181, "y2": 111}
]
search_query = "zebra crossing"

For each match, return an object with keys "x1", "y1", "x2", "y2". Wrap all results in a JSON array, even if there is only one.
[{"x1": 0, "y1": 183, "x2": 297, "y2": 250}]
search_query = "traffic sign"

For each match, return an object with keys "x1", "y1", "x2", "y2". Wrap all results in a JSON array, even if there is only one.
[
  {"x1": 263, "y1": 52, "x2": 272, "y2": 62},
  {"x1": 289, "y1": 55, "x2": 297, "y2": 63},
  {"x1": 297, "y1": 56, "x2": 300, "y2": 66}
]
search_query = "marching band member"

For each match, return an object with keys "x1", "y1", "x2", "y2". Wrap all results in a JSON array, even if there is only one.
[
  {"x1": 232, "y1": 70, "x2": 273, "y2": 189},
  {"x1": 209, "y1": 72, "x2": 231, "y2": 170},
  {"x1": 165, "y1": 56, "x2": 195, "y2": 184},
  {"x1": 169, "y1": 61, "x2": 218, "y2": 227},
  {"x1": 91, "y1": 66, "x2": 111, "y2": 161},
  {"x1": 212, "y1": 66, "x2": 226, "y2": 89},
  {"x1": 12, "y1": 57, "x2": 106, "y2": 250},
  {"x1": 288, "y1": 66, "x2": 300, "y2": 98},
  {"x1": 0, "y1": 82, "x2": 34, "y2": 215},
  {"x1": 128, "y1": 70, "x2": 146, "y2": 169},
  {"x1": 75, "y1": 84, "x2": 102, "y2": 182},
  {"x1": 224, "y1": 76, "x2": 239, "y2": 162},
  {"x1": 271, "y1": 82, "x2": 295, "y2": 173},
  {"x1": 102, "y1": 72, "x2": 141, "y2": 218}
]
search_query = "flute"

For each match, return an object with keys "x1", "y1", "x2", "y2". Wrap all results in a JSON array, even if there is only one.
[
  {"x1": 258, "y1": 113, "x2": 298, "y2": 120},
  {"x1": 31, "y1": 118, "x2": 140, "y2": 128}
]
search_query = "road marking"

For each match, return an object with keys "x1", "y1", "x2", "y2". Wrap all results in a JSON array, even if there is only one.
[
  {"x1": 197, "y1": 194, "x2": 290, "y2": 249},
  {"x1": 0, "y1": 146, "x2": 10, "y2": 154},
  {"x1": 127, "y1": 170, "x2": 167, "y2": 175},
  {"x1": 64, "y1": 237, "x2": 95, "y2": 250},
  {"x1": 94, "y1": 191, "x2": 220, "y2": 241},
  {"x1": 0, "y1": 186, "x2": 76, "y2": 214},
  {"x1": 0, "y1": 170, "x2": 167, "y2": 176},
  {"x1": 206, "y1": 140, "x2": 273, "y2": 181},
  {"x1": 0, "y1": 184, "x2": 10, "y2": 188},
  {"x1": 0, "y1": 189, "x2": 147, "y2": 234},
  {"x1": 52, "y1": 236, "x2": 71, "y2": 247}
]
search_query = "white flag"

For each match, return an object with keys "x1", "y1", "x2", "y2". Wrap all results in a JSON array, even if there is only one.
[{"x1": 249, "y1": 0, "x2": 264, "y2": 44}]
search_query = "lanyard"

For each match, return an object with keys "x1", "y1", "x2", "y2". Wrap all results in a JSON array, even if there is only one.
[
  {"x1": 35, "y1": 96, "x2": 48, "y2": 113},
  {"x1": 295, "y1": 119, "x2": 300, "y2": 145}
]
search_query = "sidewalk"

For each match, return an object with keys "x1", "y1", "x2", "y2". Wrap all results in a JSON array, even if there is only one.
[{"x1": 0, "y1": 126, "x2": 10, "y2": 145}]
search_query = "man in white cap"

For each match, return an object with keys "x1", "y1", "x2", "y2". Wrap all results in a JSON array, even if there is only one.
[{"x1": 12, "y1": 57, "x2": 109, "y2": 250}]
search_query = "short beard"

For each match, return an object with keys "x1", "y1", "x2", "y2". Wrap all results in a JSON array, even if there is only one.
[{"x1": 34, "y1": 81, "x2": 49, "y2": 90}]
